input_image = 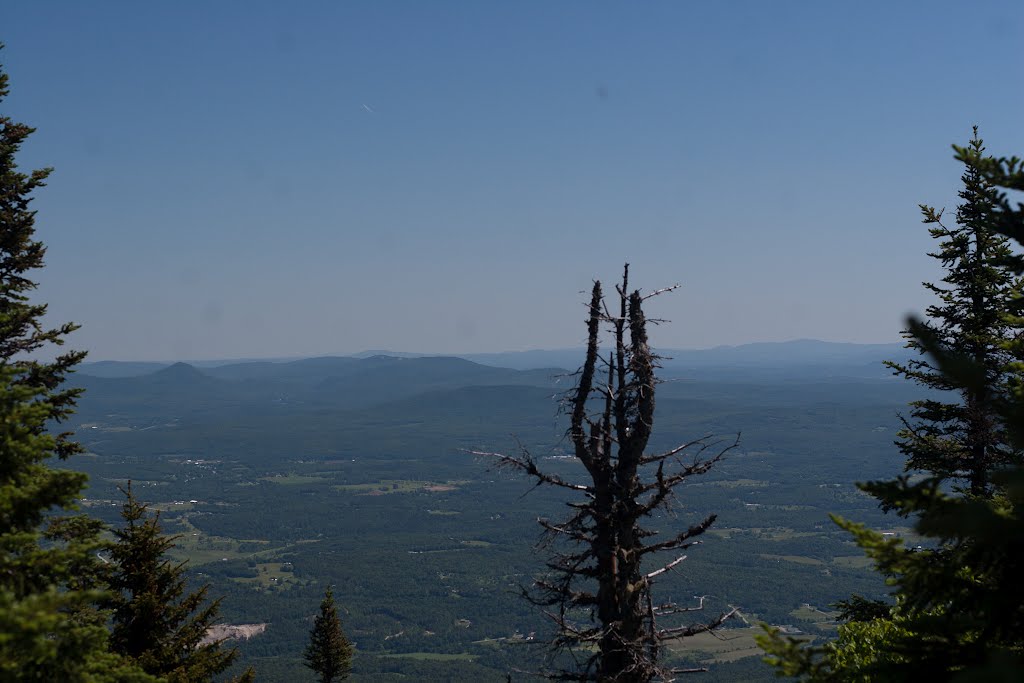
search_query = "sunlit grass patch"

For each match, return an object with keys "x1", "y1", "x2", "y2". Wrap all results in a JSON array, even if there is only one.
[
  {"x1": 259, "y1": 473, "x2": 328, "y2": 485},
  {"x1": 760, "y1": 554, "x2": 824, "y2": 566},
  {"x1": 705, "y1": 479, "x2": 770, "y2": 488},
  {"x1": 232, "y1": 561, "x2": 302, "y2": 590},
  {"x1": 832, "y1": 555, "x2": 873, "y2": 569},
  {"x1": 754, "y1": 527, "x2": 819, "y2": 541},
  {"x1": 333, "y1": 479, "x2": 467, "y2": 495},
  {"x1": 665, "y1": 626, "x2": 763, "y2": 664},
  {"x1": 379, "y1": 652, "x2": 477, "y2": 662},
  {"x1": 791, "y1": 604, "x2": 840, "y2": 622}
]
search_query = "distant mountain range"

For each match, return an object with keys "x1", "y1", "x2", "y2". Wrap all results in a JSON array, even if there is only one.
[
  {"x1": 80, "y1": 339, "x2": 911, "y2": 381},
  {"x1": 465, "y1": 340, "x2": 910, "y2": 375},
  {"x1": 71, "y1": 354, "x2": 568, "y2": 426},
  {"x1": 67, "y1": 341, "x2": 913, "y2": 430}
]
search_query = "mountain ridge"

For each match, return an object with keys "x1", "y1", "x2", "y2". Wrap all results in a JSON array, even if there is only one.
[{"x1": 80, "y1": 339, "x2": 907, "y2": 378}]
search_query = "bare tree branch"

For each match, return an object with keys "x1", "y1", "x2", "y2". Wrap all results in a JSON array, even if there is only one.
[{"x1": 475, "y1": 266, "x2": 738, "y2": 680}]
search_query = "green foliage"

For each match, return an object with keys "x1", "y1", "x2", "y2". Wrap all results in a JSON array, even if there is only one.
[
  {"x1": 954, "y1": 143, "x2": 1024, "y2": 270},
  {"x1": 830, "y1": 594, "x2": 889, "y2": 624},
  {"x1": 304, "y1": 587, "x2": 353, "y2": 683},
  {"x1": 0, "y1": 45, "x2": 154, "y2": 682},
  {"x1": 759, "y1": 474, "x2": 1024, "y2": 680},
  {"x1": 0, "y1": 587, "x2": 158, "y2": 683},
  {"x1": 0, "y1": 45, "x2": 91, "y2": 596},
  {"x1": 106, "y1": 484, "x2": 249, "y2": 682},
  {"x1": 758, "y1": 614, "x2": 911, "y2": 681},
  {"x1": 884, "y1": 128, "x2": 1022, "y2": 495},
  {"x1": 759, "y1": 134, "x2": 1024, "y2": 680}
]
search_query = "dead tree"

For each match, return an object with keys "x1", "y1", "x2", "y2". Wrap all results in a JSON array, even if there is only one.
[{"x1": 477, "y1": 265, "x2": 737, "y2": 682}]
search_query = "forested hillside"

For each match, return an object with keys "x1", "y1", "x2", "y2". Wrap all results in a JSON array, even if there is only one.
[{"x1": 64, "y1": 348, "x2": 917, "y2": 680}]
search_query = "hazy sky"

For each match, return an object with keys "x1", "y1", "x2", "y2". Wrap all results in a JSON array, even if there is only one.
[{"x1": 5, "y1": 2, "x2": 1024, "y2": 360}]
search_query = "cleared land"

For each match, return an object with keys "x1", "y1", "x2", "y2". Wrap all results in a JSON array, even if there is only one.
[{"x1": 667, "y1": 626, "x2": 764, "y2": 664}]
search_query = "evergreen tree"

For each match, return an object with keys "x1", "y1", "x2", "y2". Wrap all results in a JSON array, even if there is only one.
[
  {"x1": 758, "y1": 136, "x2": 1024, "y2": 681},
  {"x1": 0, "y1": 44, "x2": 154, "y2": 682},
  {"x1": 478, "y1": 265, "x2": 736, "y2": 681},
  {"x1": 106, "y1": 483, "x2": 252, "y2": 683},
  {"x1": 885, "y1": 128, "x2": 1022, "y2": 495},
  {"x1": 304, "y1": 587, "x2": 353, "y2": 683}
]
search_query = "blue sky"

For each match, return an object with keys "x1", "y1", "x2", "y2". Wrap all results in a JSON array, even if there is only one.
[{"x1": 5, "y1": 2, "x2": 1023, "y2": 360}]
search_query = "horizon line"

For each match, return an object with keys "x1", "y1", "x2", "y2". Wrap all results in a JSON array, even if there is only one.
[{"x1": 80, "y1": 337, "x2": 907, "y2": 366}]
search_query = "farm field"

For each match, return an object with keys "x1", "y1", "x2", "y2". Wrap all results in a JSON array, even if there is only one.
[{"x1": 67, "y1": 351, "x2": 917, "y2": 680}]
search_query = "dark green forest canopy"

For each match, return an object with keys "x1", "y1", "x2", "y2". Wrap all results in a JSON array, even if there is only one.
[{"x1": 66, "y1": 346, "x2": 917, "y2": 680}]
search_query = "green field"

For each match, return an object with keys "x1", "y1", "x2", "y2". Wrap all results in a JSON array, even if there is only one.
[
  {"x1": 667, "y1": 627, "x2": 765, "y2": 664},
  {"x1": 379, "y1": 652, "x2": 478, "y2": 662},
  {"x1": 706, "y1": 479, "x2": 770, "y2": 489},
  {"x1": 332, "y1": 479, "x2": 465, "y2": 495},
  {"x1": 832, "y1": 555, "x2": 874, "y2": 569},
  {"x1": 760, "y1": 554, "x2": 825, "y2": 566},
  {"x1": 232, "y1": 562, "x2": 303, "y2": 590},
  {"x1": 791, "y1": 604, "x2": 839, "y2": 622},
  {"x1": 259, "y1": 473, "x2": 328, "y2": 485}
]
